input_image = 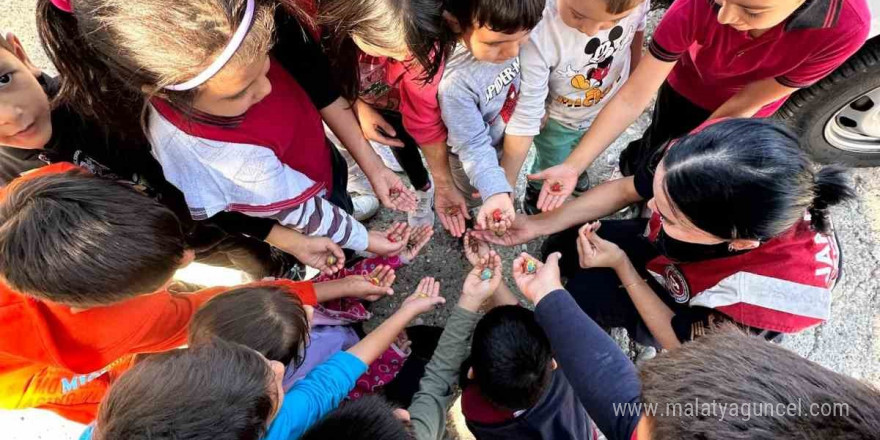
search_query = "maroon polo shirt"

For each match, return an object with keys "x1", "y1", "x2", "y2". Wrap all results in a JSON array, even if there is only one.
[{"x1": 649, "y1": 0, "x2": 870, "y2": 116}]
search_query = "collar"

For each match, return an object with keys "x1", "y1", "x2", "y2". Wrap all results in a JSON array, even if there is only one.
[
  {"x1": 786, "y1": 0, "x2": 843, "y2": 31},
  {"x1": 156, "y1": 99, "x2": 247, "y2": 129}
]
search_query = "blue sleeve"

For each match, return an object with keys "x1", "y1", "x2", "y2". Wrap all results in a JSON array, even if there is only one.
[
  {"x1": 534, "y1": 289, "x2": 643, "y2": 440},
  {"x1": 264, "y1": 351, "x2": 368, "y2": 440},
  {"x1": 79, "y1": 426, "x2": 94, "y2": 440}
]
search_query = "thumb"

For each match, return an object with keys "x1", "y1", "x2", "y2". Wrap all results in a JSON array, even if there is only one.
[
  {"x1": 544, "y1": 252, "x2": 562, "y2": 269},
  {"x1": 378, "y1": 120, "x2": 397, "y2": 137},
  {"x1": 526, "y1": 171, "x2": 547, "y2": 181}
]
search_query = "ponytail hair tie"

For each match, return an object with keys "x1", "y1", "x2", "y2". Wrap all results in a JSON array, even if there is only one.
[{"x1": 50, "y1": 0, "x2": 73, "y2": 13}]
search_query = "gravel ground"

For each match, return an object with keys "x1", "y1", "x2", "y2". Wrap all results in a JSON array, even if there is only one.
[{"x1": 2, "y1": 4, "x2": 878, "y2": 440}]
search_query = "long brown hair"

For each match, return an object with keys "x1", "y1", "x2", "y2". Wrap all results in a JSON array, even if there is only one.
[
  {"x1": 37, "y1": 0, "x2": 276, "y2": 131},
  {"x1": 316, "y1": 0, "x2": 454, "y2": 100}
]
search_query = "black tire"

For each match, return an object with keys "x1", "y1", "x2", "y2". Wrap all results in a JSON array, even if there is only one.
[{"x1": 775, "y1": 38, "x2": 880, "y2": 167}]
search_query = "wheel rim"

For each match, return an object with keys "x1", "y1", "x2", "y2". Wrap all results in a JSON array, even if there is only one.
[{"x1": 824, "y1": 85, "x2": 880, "y2": 153}]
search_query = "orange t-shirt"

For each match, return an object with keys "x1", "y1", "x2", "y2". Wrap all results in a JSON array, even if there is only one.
[{"x1": 0, "y1": 162, "x2": 318, "y2": 423}]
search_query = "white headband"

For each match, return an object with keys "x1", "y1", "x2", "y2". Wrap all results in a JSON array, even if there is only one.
[{"x1": 165, "y1": 0, "x2": 256, "y2": 91}]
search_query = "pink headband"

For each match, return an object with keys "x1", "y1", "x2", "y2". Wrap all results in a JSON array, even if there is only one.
[{"x1": 50, "y1": 0, "x2": 73, "y2": 13}]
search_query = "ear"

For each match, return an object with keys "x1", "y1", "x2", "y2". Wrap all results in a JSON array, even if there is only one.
[
  {"x1": 442, "y1": 11, "x2": 463, "y2": 34},
  {"x1": 467, "y1": 366, "x2": 475, "y2": 380},
  {"x1": 729, "y1": 239, "x2": 760, "y2": 251},
  {"x1": 179, "y1": 248, "x2": 196, "y2": 268},
  {"x1": 550, "y1": 358, "x2": 558, "y2": 371},
  {"x1": 5, "y1": 33, "x2": 42, "y2": 77}
]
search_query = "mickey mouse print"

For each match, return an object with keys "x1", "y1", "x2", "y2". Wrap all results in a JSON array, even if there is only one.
[{"x1": 506, "y1": 0, "x2": 650, "y2": 136}]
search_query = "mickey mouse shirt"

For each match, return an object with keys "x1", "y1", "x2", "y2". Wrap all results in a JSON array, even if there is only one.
[{"x1": 506, "y1": 0, "x2": 649, "y2": 136}]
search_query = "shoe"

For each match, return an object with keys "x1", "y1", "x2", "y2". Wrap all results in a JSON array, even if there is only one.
[
  {"x1": 407, "y1": 186, "x2": 435, "y2": 227},
  {"x1": 372, "y1": 142, "x2": 404, "y2": 172},
  {"x1": 574, "y1": 171, "x2": 591, "y2": 195},
  {"x1": 522, "y1": 185, "x2": 541, "y2": 216},
  {"x1": 352, "y1": 194, "x2": 380, "y2": 221}
]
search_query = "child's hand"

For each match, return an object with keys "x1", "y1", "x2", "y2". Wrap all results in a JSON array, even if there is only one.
[
  {"x1": 577, "y1": 221, "x2": 627, "y2": 270},
  {"x1": 343, "y1": 265, "x2": 396, "y2": 301},
  {"x1": 399, "y1": 277, "x2": 446, "y2": 316},
  {"x1": 367, "y1": 222, "x2": 411, "y2": 256},
  {"x1": 460, "y1": 251, "x2": 502, "y2": 311},
  {"x1": 476, "y1": 193, "x2": 514, "y2": 235},
  {"x1": 289, "y1": 236, "x2": 345, "y2": 276},
  {"x1": 512, "y1": 252, "x2": 564, "y2": 306},
  {"x1": 528, "y1": 163, "x2": 579, "y2": 212},
  {"x1": 355, "y1": 99, "x2": 405, "y2": 147},
  {"x1": 463, "y1": 231, "x2": 491, "y2": 266},
  {"x1": 400, "y1": 225, "x2": 434, "y2": 262},
  {"x1": 435, "y1": 186, "x2": 471, "y2": 238},
  {"x1": 369, "y1": 167, "x2": 418, "y2": 212},
  {"x1": 471, "y1": 214, "x2": 538, "y2": 247}
]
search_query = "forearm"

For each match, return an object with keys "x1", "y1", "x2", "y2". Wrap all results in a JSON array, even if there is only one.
[
  {"x1": 615, "y1": 259, "x2": 680, "y2": 349},
  {"x1": 420, "y1": 140, "x2": 455, "y2": 187},
  {"x1": 270, "y1": 196, "x2": 368, "y2": 251},
  {"x1": 321, "y1": 97, "x2": 386, "y2": 176},
  {"x1": 708, "y1": 78, "x2": 797, "y2": 120},
  {"x1": 566, "y1": 55, "x2": 674, "y2": 172},
  {"x1": 500, "y1": 134, "x2": 534, "y2": 188},
  {"x1": 312, "y1": 278, "x2": 351, "y2": 302},
  {"x1": 530, "y1": 176, "x2": 643, "y2": 235},
  {"x1": 347, "y1": 309, "x2": 415, "y2": 364},
  {"x1": 629, "y1": 31, "x2": 644, "y2": 72}
]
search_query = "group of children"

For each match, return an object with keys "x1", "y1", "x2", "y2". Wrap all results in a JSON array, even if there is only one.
[{"x1": 1, "y1": 0, "x2": 879, "y2": 437}]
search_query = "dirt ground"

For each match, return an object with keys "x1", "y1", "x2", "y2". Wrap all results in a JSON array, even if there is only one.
[{"x1": 2, "y1": 5, "x2": 878, "y2": 440}]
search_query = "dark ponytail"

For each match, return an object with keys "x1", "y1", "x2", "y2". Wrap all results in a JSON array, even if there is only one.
[
  {"x1": 808, "y1": 165, "x2": 854, "y2": 234},
  {"x1": 661, "y1": 119, "x2": 854, "y2": 241},
  {"x1": 36, "y1": 0, "x2": 142, "y2": 136}
]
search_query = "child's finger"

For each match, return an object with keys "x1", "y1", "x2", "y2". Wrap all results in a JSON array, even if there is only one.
[
  {"x1": 536, "y1": 185, "x2": 550, "y2": 212},
  {"x1": 429, "y1": 279, "x2": 441, "y2": 297}
]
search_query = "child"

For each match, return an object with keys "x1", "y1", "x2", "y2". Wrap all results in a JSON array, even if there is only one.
[
  {"x1": 502, "y1": 0, "x2": 650, "y2": 214},
  {"x1": 438, "y1": 0, "x2": 546, "y2": 234},
  {"x1": 531, "y1": 0, "x2": 870, "y2": 211},
  {"x1": 38, "y1": 0, "x2": 406, "y2": 256},
  {"x1": 461, "y1": 306, "x2": 593, "y2": 439},
  {"x1": 1, "y1": 28, "x2": 344, "y2": 278},
  {"x1": 318, "y1": 0, "x2": 474, "y2": 237},
  {"x1": 0, "y1": 166, "x2": 316, "y2": 423},
  {"x1": 301, "y1": 252, "x2": 506, "y2": 440},
  {"x1": 85, "y1": 278, "x2": 447, "y2": 440},
  {"x1": 511, "y1": 253, "x2": 880, "y2": 440}
]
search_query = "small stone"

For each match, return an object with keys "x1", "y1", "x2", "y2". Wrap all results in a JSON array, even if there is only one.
[
  {"x1": 494, "y1": 229, "x2": 505, "y2": 237},
  {"x1": 326, "y1": 255, "x2": 337, "y2": 265},
  {"x1": 551, "y1": 182, "x2": 563, "y2": 192},
  {"x1": 492, "y1": 209, "x2": 503, "y2": 222},
  {"x1": 480, "y1": 268, "x2": 493, "y2": 280},
  {"x1": 525, "y1": 260, "x2": 537, "y2": 274}
]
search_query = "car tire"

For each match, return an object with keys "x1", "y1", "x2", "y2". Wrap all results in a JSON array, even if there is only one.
[{"x1": 776, "y1": 38, "x2": 880, "y2": 167}]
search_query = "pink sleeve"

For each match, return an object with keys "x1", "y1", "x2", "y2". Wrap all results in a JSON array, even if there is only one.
[
  {"x1": 397, "y1": 63, "x2": 448, "y2": 145},
  {"x1": 776, "y1": 27, "x2": 868, "y2": 88},
  {"x1": 648, "y1": 0, "x2": 707, "y2": 62}
]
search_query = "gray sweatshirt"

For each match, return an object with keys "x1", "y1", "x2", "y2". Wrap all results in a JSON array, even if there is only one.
[{"x1": 439, "y1": 45, "x2": 521, "y2": 201}]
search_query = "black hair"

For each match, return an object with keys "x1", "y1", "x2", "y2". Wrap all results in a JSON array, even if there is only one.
[
  {"x1": 300, "y1": 395, "x2": 412, "y2": 440},
  {"x1": 0, "y1": 169, "x2": 185, "y2": 307},
  {"x1": 319, "y1": 0, "x2": 455, "y2": 100},
  {"x1": 470, "y1": 306, "x2": 553, "y2": 410},
  {"x1": 661, "y1": 119, "x2": 855, "y2": 240},
  {"x1": 189, "y1": 285, "x2": 310, "y2": 368},
  {"x1": 444, "y1": 0, "x2": 545, "y2": 34},
  {"x1": 94, "y1": 339, "x2": 277, "y2": 440},
  {"x1": 641, "y1": 328, "x2": 880, "y2": 439}
]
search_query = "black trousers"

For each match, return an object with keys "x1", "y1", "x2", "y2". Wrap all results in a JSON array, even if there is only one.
[
  {"x1": 379, "y1": 325, "x2": 443, "y2": 408},
  {"x1": 377, "y1": 110, "x2": 432, "y2": 191},
  {"x1": 541, "y1": 219, "x2": 684, "y2": 348},
  {"x1": 619, "y1": 82, "x2": 712, "y2": 176}
]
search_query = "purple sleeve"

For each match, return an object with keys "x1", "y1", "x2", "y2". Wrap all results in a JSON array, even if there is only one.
[{"x1": 534, "y1": 289, "x2": 642, "y2": 440}]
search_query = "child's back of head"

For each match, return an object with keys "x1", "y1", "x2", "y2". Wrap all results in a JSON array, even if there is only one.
[
  {"x1": 470, "y1": 305, "x2": 553, "y2": 410},
  {"x1": 93, "y1": 338, "x2": 276, "y2": 440},
  {"x1": 300, "y1": 395, "x2": 412, "y2": 440},
  {"x1": 0, "y1": 168, "x2": 186, "y2": 307},
  {"x1": 445, "y1": 0, "x2": 545, "y2": 34},
  {"x1": 189, "y1": 285, "x2": 310, "y2": 368}
]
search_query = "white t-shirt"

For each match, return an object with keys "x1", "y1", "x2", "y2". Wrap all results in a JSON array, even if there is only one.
[{"x1": 506, "y1": 0, "x2": 650, "y2": 135}]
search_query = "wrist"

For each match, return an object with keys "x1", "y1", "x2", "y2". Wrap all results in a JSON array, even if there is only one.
[
  {"x1": 613, "y1": 257, "x2": 639, "y2": 281},
  {"x1": 533, "y1": 284, "x2": 563, "y2": 306},
  {"x1": 457, "y1": 294, "x2": 484, "y2": 312}
]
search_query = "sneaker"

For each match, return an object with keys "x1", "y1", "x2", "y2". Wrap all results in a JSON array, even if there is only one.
[
  {"x1": 522, "y1": 184, "x2": 541, "y2": 216},
  {"x1": 574, "y1": 171, "x2": 591, "y2": 195},
  {"x1": 407, "y1": 186, "x2": 435, "y2": 227},
  {"x1": 372, "y1": 142, "x2": 404, "y2": 172},
  {"x1": 352, "y1": 194, "x2": 380, "y2": 221}
]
